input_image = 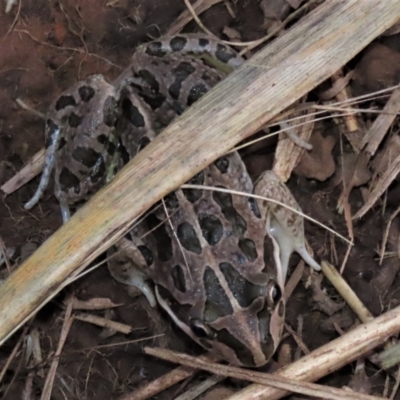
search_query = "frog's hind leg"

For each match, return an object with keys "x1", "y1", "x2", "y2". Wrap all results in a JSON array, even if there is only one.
[
  {"x1": 137, "y1": 34, "x2": 244, "y2": 70},
  {"x1": 24, "y1": 119, "x2": 62, "y2": 210},
  {"x1": 255, "y1": 170, "x2": 320, "y2": 281}
]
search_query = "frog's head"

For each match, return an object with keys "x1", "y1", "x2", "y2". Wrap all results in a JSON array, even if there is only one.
[{"x1": 155, "y1": 233, "x2": 286, "y2": 367}]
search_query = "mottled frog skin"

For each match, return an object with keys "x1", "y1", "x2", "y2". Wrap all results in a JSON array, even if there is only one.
[{"x1": 25, "y1": 35, "x2": 319, "y2": 367}]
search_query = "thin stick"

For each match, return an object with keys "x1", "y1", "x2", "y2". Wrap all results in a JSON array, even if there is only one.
[{"x1": 145, "y1": 347, "x2": 384, "y2": 400}]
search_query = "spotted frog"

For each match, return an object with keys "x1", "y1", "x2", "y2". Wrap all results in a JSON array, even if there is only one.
[{"x1": 24, "y1": 35, "x2": 320, "y2": 367}]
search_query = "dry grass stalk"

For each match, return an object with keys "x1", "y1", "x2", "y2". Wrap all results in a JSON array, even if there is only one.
[
  {"x1": 40, "y1": 301, "x2": 74, "y2": 400},
  {"x1": 74, "y1": 313, "x2": 132, "y2": 334},
  {"x1": 329, "y1": 69, "x2": 364, "y2": 153},
  {"x1": 362, "y1": 86, "x2": 400, "y2": 155},
  {"x1": 173, "y1": 375, "x2": 225, "y2": 400},
  {"x1": 144, "y1": 346, "x2": 385, "y2": 400},
  {"x1": 0, "y1": 0, "x2": 399, "y2": 350},
  {"x1": 1, "y1": 148, "x2": 45, "y2": 194},
  {"x1": 353, "y1": 152, "x2": 400, "y2": 219},
  {"x1": 120, "y1": 353, "x2": 220, "y2": 400},
  {"x1": 338, "y1": 86, "x2": 400, "y2": 219},
  {"x1": 321, "y1": 261, "x2": 374, "y2": 323},
  {"x1": 119, "y1": 365, "x2": 196, "y2": 400},
  {"x1": 273, "y1": 109, "x2": 315, "y2": 181}
]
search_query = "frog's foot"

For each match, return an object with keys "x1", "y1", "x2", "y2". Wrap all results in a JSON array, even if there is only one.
[
  {"x1": 24, "y1": 120, "x2": 62, "y2": 210},
  {"x1": 255, "y1": 170, "x2": 320, "y2": 280},
  {"x1": 58, "y1": 198, "x2": 71, "y2": 223},
  {"x1": 107, "y1": 238, "x2": 156, "y2": 307}
]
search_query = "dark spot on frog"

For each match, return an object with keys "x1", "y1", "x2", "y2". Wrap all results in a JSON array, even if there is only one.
[
  {"x1": 177, "y1": 222, "x2": 202, "y2": 254},
  {"x1": 58, "y1": 137, "x2": 67, "y2": 150},
  {"x1": 97, "y1": 134, "x2": 108, "y2": 144},
  {"x1": 278, "y1": 300, "x2": 285, "y2": 317},
  {"x1": 171, "y1": 265, "x2": 186, "y2": 292},
  {"x1": 183, "y1": 171, "x2": 204, "y2": 202},
  {"x1": 219, "y1": 262, "x2": 264, "y2": 307},
  {"x1": 238, "y1": 238, "x2": 258, "y2": 262},
  {"x1": 45, "y1": 119, "x2": 60, "y2": 147},
  {"x1": 78, "y1": 85, "x2": 95, "y2": 102},
  {"x1": 270, "y1": 203, "x2": 282, "y2": 213},
  {"x1": 138, "y1": 136, "x2": 151, "y2": 151},
  {"x1": 187, "y1": 84, "x2": 208, "y2": 105},
  {"x1": 145, "y1": 41, "x2": 166, "y2": 57},
  {"x1": 287, "y1": 215, "x2": 296, "y2": 227},
  {"x1": 164, "y1": 192, "x2": 179, "y2": 210},
  {"x1": 55, "y1": 95, "x2": 77, "y2": 111},
  {"x1": 72, "y1": 146, "x2": 100, "y2": 168},
  {"x1": 170, "y1": 36, "x2": 187, "y2": 51},
  {"x1": 147, "y1": 214, "x2": 173, "y2": 262},
  {"x1": 106, "y1": 140, "x2": 117, "y2": 156},
  {"x1": 59, "y1": 167, "x2": 80, "y2": 190},
  {"x1": 213, "y1": 188, "x2": 247, "y2": 237},
  {"x1": 215, "y1": 44, "x2": 236, "y2": 64},
  {"x1": 199, "y1": 38, "x2": 210, "y2": 48},
  {"x1": 249, "y1": 198, "x2": 261, "y2": 218},
  {"x1": 122, "y1": 98, "x2": 145, "y2": 127},
  {"x1": 214, "y1": 157, "x2": 229, "y2": 173},
  {"x1": 137, "y1": 90, "x2": 166, "y2": 110},
  {"x1": 103, "y1": 96, "x2": 118, "y2": 127},
  {"x1": 68, "y1": 112, "x2": 83, "y2": 128},
  {"x1": 170, "y1": 100, "x2": 184, "y2": 115},
  {"x1": 169, "y1": 62, "x2": 196, "y2": 100},
  {"x1": 138, "y1": 69, "x2": 160, "y2": 92},
  {"x1": 138, "y1": 245, "x2": 153, "y2": 266},
  {"x1": 198, "y1": 214, "x2": 223, "y2": 246},
  {"x1": 203, "y1": 266, "x2": 233, "y2": 322},
  {"x1": 234, "y1": 251, "x2": 247, "y2": 266}
]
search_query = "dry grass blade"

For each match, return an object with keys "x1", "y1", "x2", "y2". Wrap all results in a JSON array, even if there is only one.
[
  {"x1": 1, "y1": 148, "x2": 45, "y2": 194},
  {"x1": 353, "y1": 153, "x2": 400, "y2": 219},
  {"x1": 144, "y1": 347, "x2": 384, "y2": 400},
  {"x1": 0, "y1": 0, "x2": 399, "y2": 347},
  {"x1": 362, "y1": 86, "x2": 400, "y2": 155},
  {"x1": 321, "y1": 261, "x2": 374, "y2": 323},
  {"x1": 119, "y1": 354, "x2": 220, "y2": 400}
]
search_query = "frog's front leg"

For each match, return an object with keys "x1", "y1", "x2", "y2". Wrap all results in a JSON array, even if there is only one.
[
  {"x1": 107, "y1": 238, "x2": 156, "y2": 307},
  {"x1": 255, "y1": 170, "x2": 320, "y2": 281}
]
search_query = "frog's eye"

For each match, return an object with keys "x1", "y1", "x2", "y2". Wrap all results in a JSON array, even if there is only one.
[
  {"x1": 266, "y1": 280, "x2": 282, "y2": 308},
  {"x1": 190, "y1": 319, "x2": 216, "y2": 339}
]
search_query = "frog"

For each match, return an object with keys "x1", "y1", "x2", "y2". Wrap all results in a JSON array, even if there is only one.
[{"x1": 24, "y1": 34, "x2": 320, "y2": 367}]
